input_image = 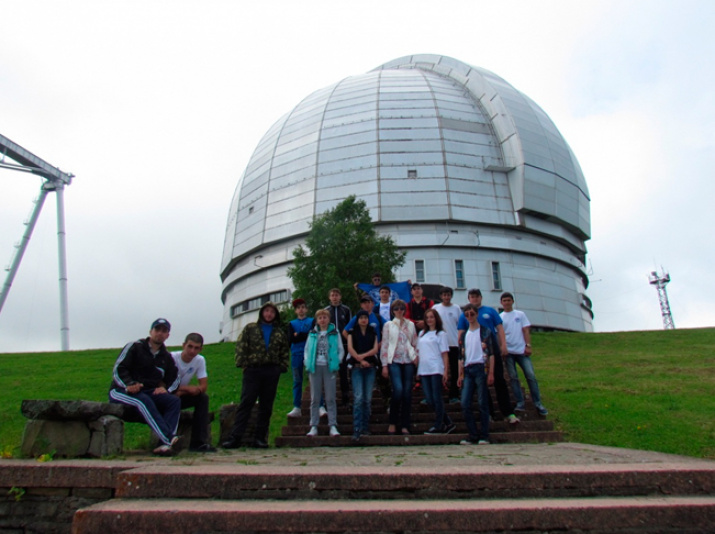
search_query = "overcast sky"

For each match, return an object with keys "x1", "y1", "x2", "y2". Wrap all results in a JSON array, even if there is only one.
[{"x1": 1, "y1": 0, "x2": 714, "y2": 353}]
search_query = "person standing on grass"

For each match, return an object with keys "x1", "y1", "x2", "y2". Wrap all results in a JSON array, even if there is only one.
[
  {"x1": 171, "y1": 332, "x2": 216, "y2": 452},
  {"x1": 417, "y1": 308, "x2": 456, "y2": 435},
  {"x1": 458, "y1": 304, "x2": 494, "y2": 446},
  {"x1": 500, "y1": 292, "x2": 548, "y2": 415},
  {"x1": 347, "y1": 310, "x2": 379, "y2": 442},
  {"x1": 380, "y1": 299, "x2": 418, "y2": 436},
  {"x1": 222, "y1": 301, "x2": 290, "y2": 449},
  {"x1": 305, "y1": 309, "x2": 343, "y2": 438},
  {"x1": 432, "y1": 287, "x2": 462, "y2": 405},
  {"x1": 109, "y1": 318, "x2": 181, "y2": 456},
  {"x1": 457, "y1": 288, "x2": 520, "y2": 426},
  {"x1": 287, "y1": 298, "x2": 312, "y2": 418}
]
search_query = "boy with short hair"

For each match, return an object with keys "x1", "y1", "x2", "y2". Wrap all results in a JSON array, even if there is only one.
[
  {"x1": 374, "y1": 285, "x2": 393, "y2": 324},
  {"x1": 432, "y1": 287, "x2": 461, "y2": 404},
  {"x1": 500, "y1": 292, "x2": 548, "y2": 415},
  {"x1": 324, "y1": 288, "x2": 352, "y2": 406}
]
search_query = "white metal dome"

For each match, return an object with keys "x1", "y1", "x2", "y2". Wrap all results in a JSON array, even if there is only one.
[{"x1": 220, "y1": 54, "x2": 592, "y2": 340}]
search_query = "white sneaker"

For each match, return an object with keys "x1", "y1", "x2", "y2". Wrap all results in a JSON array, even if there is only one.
[
  {"x1": 507, "y1": 414, "x2": 520, "y2": 425},
  {"x1": 329, "y1": 425, "x2": 340, "y2": 436},
  {"x1": 319, "y1": 406, "x2": 328, "y2": 418},
  {"x1": 478, "y1": 440, "x2": 490, "y2": 445},
  {"x1": 287, "y1": 407, "x2": 302, "y2": 418},
  {"x1": 153, "y1": 444, "x2": 172, "y2": 456},
  {"x1": 307, "y1": 426, "x2": 318, "y2": 437}
]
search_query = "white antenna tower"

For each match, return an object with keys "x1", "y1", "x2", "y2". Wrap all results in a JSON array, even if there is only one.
[
  {"x1": 0, "y1": 133, "x2": 74, "y2": 350},
  {"x1": 648, "y1": 269, "x2": 675, "y2": 330}
]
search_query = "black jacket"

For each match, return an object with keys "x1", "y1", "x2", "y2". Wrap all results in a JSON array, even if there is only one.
[{"x1": 110, "y1": 337, "x2": 180, "y2": 392}]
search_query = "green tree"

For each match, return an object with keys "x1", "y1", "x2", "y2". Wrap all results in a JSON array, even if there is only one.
[{"x1": 287, "y1": 195, "x2": 406, "y2": 313}]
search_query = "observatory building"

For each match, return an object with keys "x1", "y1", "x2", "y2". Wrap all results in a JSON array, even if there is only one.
[{"x1": 220, "y1": 54, "x2": 592, "y2": 341}]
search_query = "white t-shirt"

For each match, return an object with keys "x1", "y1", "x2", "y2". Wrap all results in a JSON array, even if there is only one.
[
  {"x1": 378, "y1": 302, "x2": 391, "y2": 323},
  {"x1": 432, "y1": 303, "x2": 460, "y2": 346},
  {"x1": 463, "y1": 327, "x2": 485, "y2": 365},
  {"x1": 417, "y1": 330, "x2": 449, "y2": 376},
  {"x1": 500, "y1": 310, "x2": 531, "y2": 354},
  {"x1": 171, "y1": 351, "x2": 208, "y2": 387}
]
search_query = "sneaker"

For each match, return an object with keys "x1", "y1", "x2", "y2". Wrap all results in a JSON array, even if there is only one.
[
  {"x1": 514, "y1": 404, "x2": 527, "y2": 413},
  {"x1": 169, "y1": 436, "x2": 182, "y2": 450},
  {"x1": 420, "y1": 399, "x2": 428, "y2": 405},
  {"x1": 424, "y1": 426, "x2": 443, "y2": 435},
  {"x1": 153, "y1": 444, "x2": 173, "y2": 456},
  {"x1": 319, "y1": 406, "x2": 328, "y2": 418},
  {"x1": 536, "y1": 405, "x2": 549, "y2": 416},
  {"x1": 445, "y1": 423, "x2": 457, "y2": 434},
  {"x1": 478, "y1": 439, "x2": 490, "y2": 445},
  {"x1": 449, "y1": 397, "x2": 461, "y2": 405},
  {"x1": 329, "y1": 425, "x2": 340, "y2": 437},
  {"x1": 307, "y1": 426, "x2": 318, "y2": 437},
  {"x1": 287, "y1": 407, "x2": 302, "y2": 418},
  {"x1": 460, "y1": 438, "x2": 477, "y2": 445},
  {"x1": 507, "y1": 414, "x2": 520, "y2": 425},
  {"x1": 351, "y1": 432, "x2": 361, "y2": 443}
]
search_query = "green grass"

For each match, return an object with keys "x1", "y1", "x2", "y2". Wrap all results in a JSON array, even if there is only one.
[{"x1": 0, "y1": 328, "x2": 713, "y2": 459}]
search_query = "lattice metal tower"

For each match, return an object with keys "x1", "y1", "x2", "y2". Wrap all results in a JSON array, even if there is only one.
[{"x1": 648, "y1": 269, "x2": 675, "y2": 330}]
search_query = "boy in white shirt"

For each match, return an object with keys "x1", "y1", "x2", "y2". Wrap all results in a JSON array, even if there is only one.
[
  {"x1": 500, "y1": 292, "x2": 548, "y2": 416},
  {"x1": 457, "y1": 304, "x2": 494, "y2": 445},
  {"x1": 171, "y1": 333, "x2": 216, "y2": 452},
  {"x1": 432, "y1": 286, "x2": 461, "y2": 403}
]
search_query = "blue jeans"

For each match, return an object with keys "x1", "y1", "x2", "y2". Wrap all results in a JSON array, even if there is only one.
[
  {"x1": 461, "y1": 363, "x2": 490, "y2": 441},
  {"x1": 352, "y1": 367, "x2": 376, "y2": 433},
  {"x1": 506, "y1": 353, "x2": 543, "y2": 408},
  {"x1": 420, "y1": 374, "x2": 452, "y2": 431},
  {"x1": 388, "y1": 362, "x2": 416, "y2": 430},
  {"x1": 291, "y1": 366, "x2": 304, "y2": 409}
]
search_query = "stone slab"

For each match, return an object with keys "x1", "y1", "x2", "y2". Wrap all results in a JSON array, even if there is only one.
[{"x1": 71, "y1": 496, "x2": 715, "y2": 533}]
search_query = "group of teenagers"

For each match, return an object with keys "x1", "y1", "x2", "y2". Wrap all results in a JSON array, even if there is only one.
[
  {"x1": 281, "y1": 276, "x2": 548, "y2": 445},
  {"x1": 107, "y1": 274, "x2": 548, "y2": 455}
]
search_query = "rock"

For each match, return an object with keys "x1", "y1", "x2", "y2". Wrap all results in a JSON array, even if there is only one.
[
  {"x1": 21, "y1": 419, "x2": 91, "y2": 458},
  {"x1": 21, "y1": 400, "x2": 125, "y2": 422}
]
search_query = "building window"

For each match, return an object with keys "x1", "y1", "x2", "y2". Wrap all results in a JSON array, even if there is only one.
[
  {"x1": 455, "y1": 260, "x2": 465, "y2": 289},
  {"x1": 230, "y1": 289, "x2": 290, "y2": 318},
  {"x1": 248, "y1": 206, "x2": 254, "y2": 214},
  {"x1": 491, "y1": 261, "x2": 502, "y2": 291},
  {"x1": 408, "y1": 169, "x2": 417, "y2": 178},
  {"x1": 415, "y1": 259, "x2": 425, "y2": 283}
]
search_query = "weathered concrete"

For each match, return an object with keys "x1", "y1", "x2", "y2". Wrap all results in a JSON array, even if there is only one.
[{"x1": 71, "y1": 496, "x2": 715, "y2": 533}]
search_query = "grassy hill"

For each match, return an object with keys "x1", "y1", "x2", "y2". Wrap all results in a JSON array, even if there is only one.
[{"x1": 1, "y1": 328, "x2": 713, "y2": 459}]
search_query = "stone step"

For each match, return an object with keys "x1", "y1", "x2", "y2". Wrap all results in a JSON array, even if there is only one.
[
  {"x1": 112, "y1": 463, "x2": 715, "y2": 500},
  {"x1": 275, "y1": 430, "x2": 563, "y2": 447},
  {"x1": 284, "y1": 409, "x2": 549, "y2": 426},
  {"x1": 280, "y1": 419, "x2": 555, "y2": 436},
  {"x1": 72, "y1": 496, "x2": 715, "y2": 533}
]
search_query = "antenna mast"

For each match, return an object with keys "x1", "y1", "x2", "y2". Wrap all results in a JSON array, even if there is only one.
[
  {"x1": 648, "y1": 269, "x2": 675, "y2": 330},
  {"x1": 0, "y1": 133, "x2": 74, "y2": 350}
]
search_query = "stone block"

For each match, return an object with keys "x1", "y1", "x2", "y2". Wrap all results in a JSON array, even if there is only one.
[
  {"x1": 21, "y1": 400, "x2": 124, "y2": 422},
  {"x1": 87, "y1": 416, "x2": 124, "y2": 458},
  {"x1": 21, "y1": 420, "x2": 90, "y2": 458}
]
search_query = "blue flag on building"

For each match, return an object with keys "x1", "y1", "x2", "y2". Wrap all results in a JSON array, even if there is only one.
[{"x1": 357, "y1": 281, "x2": 411, "y2": 305}]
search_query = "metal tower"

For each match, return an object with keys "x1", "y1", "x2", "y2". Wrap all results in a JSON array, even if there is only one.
[
  {"x1": 0, "y1": 133, "x2": 74, "y2": 350},
  {"x1": 648, "y1": 269, "x2": 675, "y2": 330}
]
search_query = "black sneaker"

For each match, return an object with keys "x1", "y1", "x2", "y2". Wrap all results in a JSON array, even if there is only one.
[
  {"x1": 190, "y1": 443, "x2": 217, "y2": 453},
  {"x1": 445, "y1": 423, "x2": 457, "y2": 434}
]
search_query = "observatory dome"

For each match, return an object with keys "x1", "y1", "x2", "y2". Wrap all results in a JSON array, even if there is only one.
[{"x1": 220, "y1": 54, "x2": 592, "y2": 340}]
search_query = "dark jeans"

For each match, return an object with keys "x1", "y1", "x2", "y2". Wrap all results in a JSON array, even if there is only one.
[
  {"x1": 339, "y1": 344, "x2": 350, "y2": 405},
  {"x1": 447, "y1": 346, "x2": 460, "y2": 399},
  {"x1": 420, "y1": 374, "x2": 452, "y2": 431},
  {"x1": 388, "y1": 362, "x2": 415, "y2": 430},
  {"x1": 461, "y1": 363, "x2": 490, "y2": 441},
  {"x1": 179, "y1": 392, "x2": 211, "y2": 448},
  {"x1": 488, "y1": 354, "x2": 514, "y2": 418},
  {"x1": 228, "y1": 365, "x2": 282, "y2": 443}
]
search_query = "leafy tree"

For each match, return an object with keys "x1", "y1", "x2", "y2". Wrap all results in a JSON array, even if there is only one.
[{"x1": 287, "y1": 195, "x2": 406, "y2": 313}]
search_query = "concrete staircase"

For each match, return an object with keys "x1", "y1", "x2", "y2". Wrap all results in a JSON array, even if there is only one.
[
  {"x1": 275, "y1": 378, "x2": 562, "y2": 447},
  {"x1": 72, "y1": 462, "x2": 715, "y2": 533}
]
